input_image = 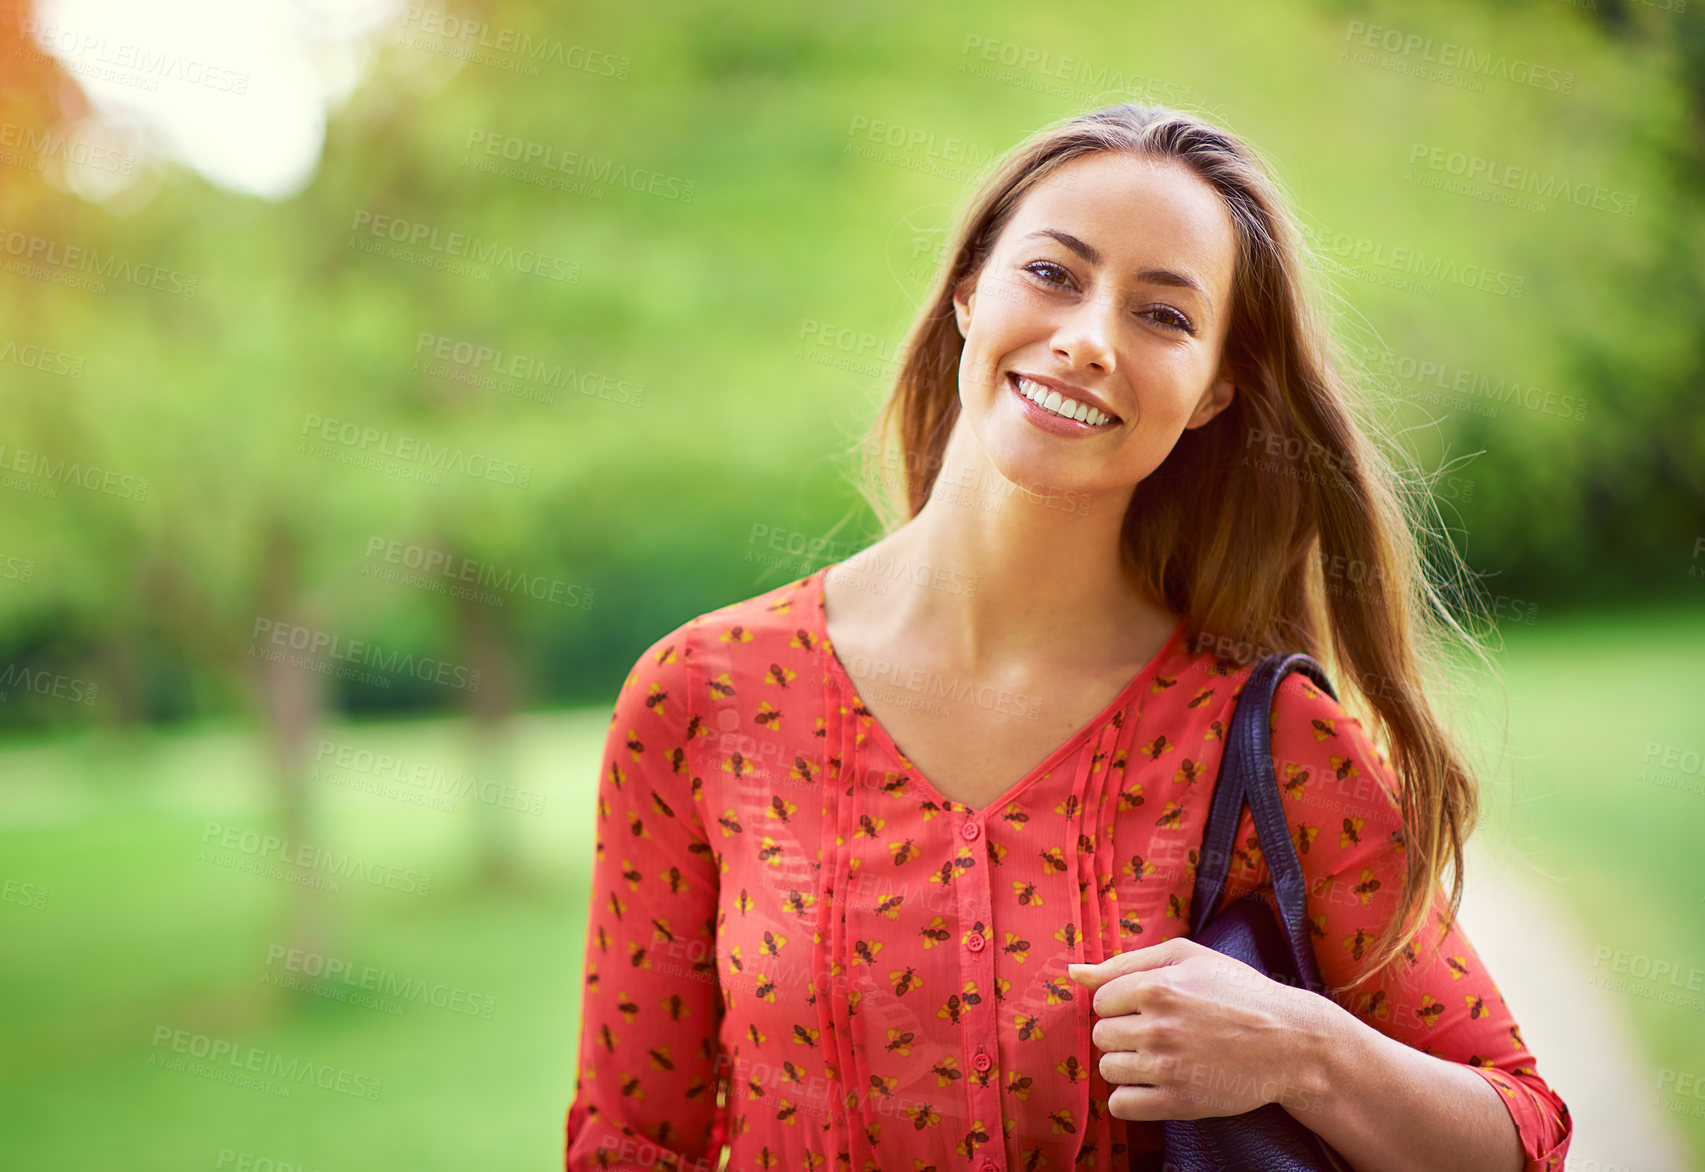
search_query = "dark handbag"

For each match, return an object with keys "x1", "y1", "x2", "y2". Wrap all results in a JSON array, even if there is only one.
[{"x1": 1151, "y1": 653, "x2": 1355, "y2": 1171}]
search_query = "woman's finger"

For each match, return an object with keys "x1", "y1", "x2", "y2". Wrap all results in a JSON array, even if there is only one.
[
  {"x1": 1106, "y1": 1082, "x2": 1184, "y2": 1122},
  {"x1": 1089, "y1": 1011, "x2": 1144, "y2": 1053},
  {"x1": 1097, "y1": 1049, "x2": 1166, "y2": 1086},
  {"x1": 1084, "y1": 969, "x2": 1152, "y2": 1018},
  {"x1": 1108, "y1": 1079, "x2": 1234, "y2": 1123}
]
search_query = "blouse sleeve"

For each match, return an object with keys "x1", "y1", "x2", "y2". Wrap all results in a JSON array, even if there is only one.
[
  {"x1": 565, "y1": 627, "x2": 727, "y2": 1171},
  {"x1": 1221, "y1": 670, "x2": 1574, "y2": 1172}
]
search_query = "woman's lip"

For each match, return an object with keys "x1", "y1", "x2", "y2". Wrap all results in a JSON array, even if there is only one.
[
  {"x1": 1007, "y1": 372, "x2": 1121, "y2": 426},
  {"x1": 1006, "y1": 372, "x2": 1119, "y2": 434}
]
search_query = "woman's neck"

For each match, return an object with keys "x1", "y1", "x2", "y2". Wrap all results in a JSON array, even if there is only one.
[{"x1": 841, "y1": 433, "x2": 1174, "y2": 676}]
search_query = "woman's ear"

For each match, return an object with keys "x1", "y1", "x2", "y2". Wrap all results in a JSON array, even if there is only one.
[
  {"x1": 951, "y1": 276, "x2": 975, "y2": 340},
  {"x1": 1187, "y1": 372, "x2": 1237, "y2": 429}
]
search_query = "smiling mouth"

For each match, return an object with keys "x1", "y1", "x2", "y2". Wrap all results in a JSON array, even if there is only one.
[{"x1": 1007, "y1": 372, "x2": 1121, "y2": 427}]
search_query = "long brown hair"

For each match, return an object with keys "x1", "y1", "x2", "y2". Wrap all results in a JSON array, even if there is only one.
[{"x1": 850, "y1": 102, "x2": 1501, "y2": 995}]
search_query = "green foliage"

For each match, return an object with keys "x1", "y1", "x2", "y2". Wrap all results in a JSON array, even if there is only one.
[{"x1": 0, "y1": 0, "x2": 1699, "y2": 725}]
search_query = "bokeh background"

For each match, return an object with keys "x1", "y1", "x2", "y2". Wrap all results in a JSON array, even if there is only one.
[{"x1": 1, "y1": 0, "x2": 1702, "y2": 1168}]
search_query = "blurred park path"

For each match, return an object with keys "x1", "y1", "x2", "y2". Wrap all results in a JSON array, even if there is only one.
[{"x1": 1459, "y1": 837, "x2": 1693, "y2": 1172}]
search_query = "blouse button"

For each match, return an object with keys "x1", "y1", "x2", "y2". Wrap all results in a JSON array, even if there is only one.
[
  {"x1": 966, "y1": 931, "x2": 986, "y2": 952},
  {"x1": 973, "y1": 1050, "x2": 992, "y2": 1072},
  {"x1": 961, "y1": 821, "x2": 982, "y2": 842},
  {"x1": 980, "y1": 1163, "x2": 997, "y2": 1172}
]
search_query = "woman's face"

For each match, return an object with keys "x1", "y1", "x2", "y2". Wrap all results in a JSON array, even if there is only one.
[{"x1": 951, "y1": 151, "x2": 1240, "y2": 496}]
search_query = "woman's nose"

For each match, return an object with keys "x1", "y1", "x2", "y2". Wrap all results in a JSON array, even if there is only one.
[{"x1": 1052, "y1": 289, "x2": 1120, "y2": 372}]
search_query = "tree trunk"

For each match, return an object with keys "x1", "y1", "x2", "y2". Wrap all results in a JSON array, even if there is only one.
[
  {"x1": 251, "y1": 523, "x2": 330, "y2": 960},
  {"x1": 453, "y1": 565, "x2": 522, "y2": 887}
]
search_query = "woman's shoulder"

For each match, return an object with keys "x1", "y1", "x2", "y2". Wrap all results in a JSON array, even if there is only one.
[
  {"x1": 620, "y1": 567, "x2": 827, "y2": 698},
  {"x1": 694, "y1": 565, "x2": 826, "y2": 644},
  {"x1": 1164, "y1": 646, "x2": 1401, "y2": 821},
  {"x1": 1190, "y1": 647, "x2": 1365, "y2": 742},
  {"x1": 1261, "y1": 664, "x2": 1404, "y2": 824},
  {"x1": 1137, "y1": 629, "x2": 1266, "y2": 730}
]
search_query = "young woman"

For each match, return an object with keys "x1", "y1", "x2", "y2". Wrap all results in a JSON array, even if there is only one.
[{"x1": 564, "y1": 104, "x2": 1573, "y2": 1172}]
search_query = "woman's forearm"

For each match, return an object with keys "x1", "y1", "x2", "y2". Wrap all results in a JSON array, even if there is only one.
[{"x1": 1282, "y1": 988, "x2": 1527, "y2": 1172}]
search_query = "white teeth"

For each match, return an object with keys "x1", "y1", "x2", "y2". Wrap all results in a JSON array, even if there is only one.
[{"x1": 1015, "y1": 376, "x2": 1111, "y2": 426}]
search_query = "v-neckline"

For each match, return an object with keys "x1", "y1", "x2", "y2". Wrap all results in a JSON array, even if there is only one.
[{"x1": 811, "y1": 562, "x2": 1189, "y2": 817}]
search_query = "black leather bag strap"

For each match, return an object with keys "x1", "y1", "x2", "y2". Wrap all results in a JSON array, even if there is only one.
[{"x1": 1188, "y1": 652, "x2": 1339, "y2": 995}]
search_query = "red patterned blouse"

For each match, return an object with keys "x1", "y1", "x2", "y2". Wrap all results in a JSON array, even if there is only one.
[{"x1": 564, "y1": 564, "x2": 1573, "y2": 1172}]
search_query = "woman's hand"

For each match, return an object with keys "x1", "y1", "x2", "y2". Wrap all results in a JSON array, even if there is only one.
[{"x1": 1066, "y1": 936, "x2": 1331, "y2": 1123}]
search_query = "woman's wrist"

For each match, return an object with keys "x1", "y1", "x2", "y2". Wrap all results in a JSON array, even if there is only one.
[
  {"x1": 1269, "y1": 981, "x2": 1528, "y2": 1172},
  {"x1": 1274, "y1": 982, "x2": 1356, "y2": 1123}
]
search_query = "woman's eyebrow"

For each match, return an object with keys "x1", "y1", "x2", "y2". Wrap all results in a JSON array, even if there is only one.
[{"x1": 1019, "y1": 227, "x2": 1213, "y2": 309}]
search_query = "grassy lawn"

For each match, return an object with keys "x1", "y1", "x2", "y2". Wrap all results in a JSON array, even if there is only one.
[
  {"x1": 0, "y1": 606, "x2": 1700, "y2": 1169},
  {"x1": 0, "y1": 709, "x2": 611, "y2": 1171},
  {"x1": 1472, "y1": 600, "x2": 1705, "y2": 1168}
]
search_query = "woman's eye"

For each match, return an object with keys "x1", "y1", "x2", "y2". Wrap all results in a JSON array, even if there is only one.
[
  {"x1": 1022, "y1": 260, "x2": 1073, "y2": 288},
  {"x1": 1147, "y1": 306, "x2": 1196, "y2": 335},
  {"x1": 1024, "y1": 261, "x2": 1196, "y2": 336}
]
